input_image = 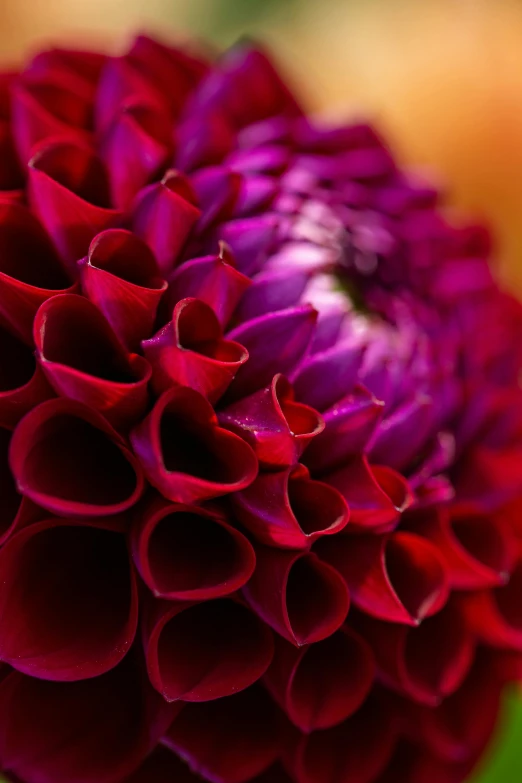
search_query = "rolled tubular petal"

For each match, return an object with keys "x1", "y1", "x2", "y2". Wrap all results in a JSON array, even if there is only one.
[
  {"x1": 10, "y1": 397, "x2": 145, "y2": 517},
  {"x1": 0, "y1": 428, "x2": 41, "y2": 546},
  {"x1": 79, "y1": 229, "x2": 167, "y2": 351},
  {"x1": 28, "y1": 140, "x2": 123, "y2": 274},
  {"x1": 219, "y1": 375, "x2": 324, "y2": 470},
  {"x1": 294, "y1": 691, "x2": 398, "y2": 783},
  {"x1": 132, "y1": 170, "x2": 201, "y2": 276},
  {"x1": 0, "y1": 324, "x2": 54, "y2": 429},
  {"x1": 166, "y1": 243, "x2": 251, "y2": 328},
  {"x1": 131, "y1": 386, "x2": 258, "y2": 504},
  {"x1": 0, "y1": 202, "x2": 77, "y2": 343},
  {"x1": 315, "y1": 531, "x2": 449, "y2": 625},
  {"x1": 0, "y1": 650, "x2": 175, "y2": 783},
  {"x1": 163, "y1": 684, "x2": 283, "y2": 783},
  {"x1": 303, "y1": 386, "x2": 385, "y2": 475},
  {"x1": 242, "y1": 545, "x2": 349, "y2": 645},
  {"x1": 142, "y1": 298, "x2": 248, "y2": 402},
  {"x1": 264, "y1": 628, "x2": 374, "y2": 733},
  {"x1": 232, "y1": 464, "x2": 348, "y2": 549},
  {"x1": 143, "y1": 596, "x2": 274, "y2": 702},
  {"x1": 463, "y1": 557, "x2": 522, "y2": 649},
  {"x1": 291, "y1": 341, "x2": 364, "y2": 412},
  {"x1": 353, "y1": 599, "x2": 474, "y2": 706},
  {"x1": 325, "y1": 456, "x2": 413, "y2": 533},
  {"x1": 120, "y1": 745, "x2": 201, "y2": 783},
  {"x1": 34, "y1": 294, "x2": 151, "y2": 428},
  {"x1": 224, "y1": 306, "x2": 317, "y2": 403},
  {"x1": 131, "y1": 494, "x2": 255, "y2": 600},
  {"x1": 0, "y1": 518, "x2": 138, "y2": 680},
  {"x1": 100, "y1": 101, "x2": 173, "y2": 210},
  {"x1": 409, "y1": 506, "x2": 516, "y2": 589}
]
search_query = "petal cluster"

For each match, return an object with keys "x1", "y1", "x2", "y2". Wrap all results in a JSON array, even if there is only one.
[{"x1": 0, "y1": 33, "x2": 520, "y2": 783}]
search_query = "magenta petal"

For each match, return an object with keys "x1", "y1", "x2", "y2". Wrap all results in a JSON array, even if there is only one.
[
  {"x1": 190, "y1": 167, "x2": 242, "y2": 233},
  {"x1": 224, "y1": 305, "x2": 317, "y2": 402},
  {"x1": 0, "y1": 428, "x2": 41, "y2": 546},
  {"x1": 131, "y1": 494, "x2": 255, "y2": 600},
  {"x1": 100, "y1": 101, "x2": 173, "y2": 210},
  {"x1": 368, "y1": 393, "x2": 435, "y2": 472},
  {"x1": 132, "y1": 170, "x2": 201, "y2": 276},
  {"x1": 10, "y1": 397, "x2": 145, "y2": 517},
  {"x1": 119, "y1": 746, "x2": 201, "y2": 783},
  {"x1": 0, "y1": 120, "x2": 24, "y2": 198},
  {"x1": 325, "y1": 456, "x2": 413, "y2": 533},
  {"x1": 303, "y1": 385, "x2": 385, "y2": 474},
  {"x1": 95, "y1": 56, "x2": 164, "y2": 134},
  {"x1": 315, "y1": 531, "x2": 449, "y2": 625},
  {"x1": 463, "y1": 558, "x2": 522, "y2": 649},
  {"x1": 34, "y1": 294, "x2": 151, "y2": 429},
  {"x1": 28, "y1": 139, "x2": 123, "y2": 275},
  {"x1": 232, "y1": 463, "x2": 348, "y2": 549},
  {"x1": 0, "y1": 202, "x2": 78, "y2": 343},
  {"x1": 353, "y1": 598, "x2": 475, "y2": 706},
  {"x1": 79, "y1": 229, "x2": 168, "y2": 351},
  {"x1": 176, "y1": 111, "x2": 235, "y2": 172},
  {"x1": 163, "y1": 684, "x2": 283, "y2": 783},
  {"x1": 166, "y1": 244, "x2": 251, "y2": 328},
  {"x1": 0, "y1": 650, "x2": 176, "y2": 783},
  {"x1": 233, "y1": 267, "x2": 310, "y2": 323},
  {"x1": 143, "y1": 596, "x2": 273, "y2": 702},
  {"x1": 142, "y1": 298, "x2": 248, "y2": 402},
  {"x1": 264, "y1": 628, "x2": 374, "y2": 733},
  {"x1": 130, "y1": 386, "x2": 258, "y2": 504},
  {"x1": 291, "y1": 341, "x2": 364, "y2": 412},
  {"x1": 0, "y1": 518, "x2": 138, "y2": 680},
  {"x1": 243, "y1": 545, "x2": 349, "y2": 645},
  {"x1": 218, "y1": 215, "x2": 278, "y2": 276},
  {"x1": 219, "y1": 375, "x2": 324, "y2": 470}
]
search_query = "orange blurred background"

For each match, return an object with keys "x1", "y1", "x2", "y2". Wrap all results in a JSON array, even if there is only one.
[{"x1": 2, "y1": 0, "x2": 522, "y2": 294}]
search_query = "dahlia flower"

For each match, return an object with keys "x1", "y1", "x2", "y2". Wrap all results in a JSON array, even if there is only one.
[{"x1": 0, "y1": 32, "x2": 521, "y2": 783}]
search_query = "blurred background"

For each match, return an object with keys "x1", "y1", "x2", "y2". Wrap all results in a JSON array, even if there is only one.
[{"x1": 2, "y1": 0, "x2": 522, "y2": 779}]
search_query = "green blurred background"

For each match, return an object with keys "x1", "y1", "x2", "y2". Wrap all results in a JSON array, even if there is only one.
[{"x1": 1, "y1": 0, "x2": 522, "y2": 780}]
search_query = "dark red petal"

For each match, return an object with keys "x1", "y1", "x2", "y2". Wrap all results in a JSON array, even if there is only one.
[
  {"x1": 130, "y1": 386, "x2": 258, "y2": 504},
  {"x1": 0, "y1": 428, "x2": 41, "y2": 546},
  {"x1": 463, "y1": 557, "x2": 522, "y2": 649},
  {"x1": 291, "y1": 341, "x2": 364, "y2": 412},
  {"x1": 163, "y1": 684, "x2": 283, "y2": 783},
  {"x1": 0, "y1": 324, "x2": 54, "y2": 429},
  {"x1": 100, "y1": 101, "x2": 173, "y2": 210},
  {"x1": 0, "y1": 518, "x2": 137, "y2": 680},
  {"x1": 143, "y1": 596, "x2": 273, "y2": 702},
  {"x1": 27, "y1": 47, "x2": 107, "y2": 85},
  {"x1": 0, "y1": 650, "x2": 176, "y2": 783},
  {"x1": 265, "y1": 628, "x2": 374, "y2": 733},
  {"x1": 119, "y1": 745, "x2": 200, "y2": 783},
  {"x1": 131, "y1": 494, "x2": 255, "y2": 600},
  {"x1": 232, "y1": 463, "x2": 348, "y2": 549},
  {"x1": 294, "y1": 691, "x2": 398, "y2": 783},
  {"x1": 325, "y1": 456, "x2": 413, "y2": 533},
  {"x1": 315, "y1": 531, "x2": 449, "y2": 625},
  {"x1": 224, "y1": 306, "x2": 317, "y2": 403},
  {"x1": 243, "y1": 545, "x2": 349, "y2": 645},
  {"x1": 303, "y1": 386, "x2": 384, "y2": 474},
  {"x1": 142, "y1": 298, "x2": 248, "y2": 402},
  {"x1": 10, "y1": 397, "x2": 144, "y2": 517},
  {"x1": 166, "y1": 243, "x2": 251, "y2": 328},
  {"x1": 0, "y1": 202, "x2": 77, "y2": 343},
  {"x1": 79, "y1": 229, "x2": 167, "y2": 351},
  {"x1": 28, "y1": 139, "x2": 122, "y2": 274},
  {"x1": 132, "y1": 170, "x2": 201, "y2": 277},
  {"x1": 220, "y1": 375, "x2": 324, "y2": 470},
  {"x1": 0, "y1": 120, "x2": 24, "y2": 198},
  {"x1": 353, "y1": 599, "x2": 475, "y2": 706},
  {"x1": 34, "y1": 293, "x2": 151, "y2": 428}
]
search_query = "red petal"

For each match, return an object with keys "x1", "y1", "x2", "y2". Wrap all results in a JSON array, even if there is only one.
[
  {"x1": 462, "y1": 556, "x2": 522, "y2": 649},
  {"x1": 163, "y1": 684, "x2": 283, "y2": 783},
  {"x1": 119, "y1": 745, "x2": 201, "y2": 783},
  {"x1": 264, "y1": 627, "x2": 374, "y2": 732},
  {"x1": 143, "y1": 596, "x2": 273, "y2": 702},
  {"x1": 243, "y1": 545, "x2": 349, "y2": 645},
  {"x1": 34, "y1": 294, "x2": 151, "y2": 429},
  {"x1": 10, "y1": 397, "x2": 145, "y2": 517},
  {"x1": 0, "y1": 202, "x2": 77, "y2": 343},
  {"x1": 315, "y1": 531, "x2": 449, "y2": 625},
  {"x1": 130, "y1": 386, "x2": 258, "y2": 504},
  {"x1": 28, "y1": 139, "x2": 123, "y2": 275},
  {"x1": 132, "y1": 170, "x2": 201, "y2": 276},
  {"x1": 232, "y1": 463, "x2": 348, "y2": 549},
  {"x1": 0, "y1": 518, "x2": 137, "y2": 680},
  {"x1": 79, "y1": 229, "x2": 167, "y2": 351},
  {"x1": 95, "y1": 56, "x2": 165, "y2": 134},
  {"x1": 0, "y1": 428, "x2": 41, "y2": 546},
  {"x1": 143, "y1": 298, "x2": 248, "y2": 403},
  {"x1": 131, "y1": 493, "x2": 255, "y2": 600}
]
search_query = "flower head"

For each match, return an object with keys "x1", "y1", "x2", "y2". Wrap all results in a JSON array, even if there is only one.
[{"x1": 0, "y1": 33, "x2": 521, "y2": 783}]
